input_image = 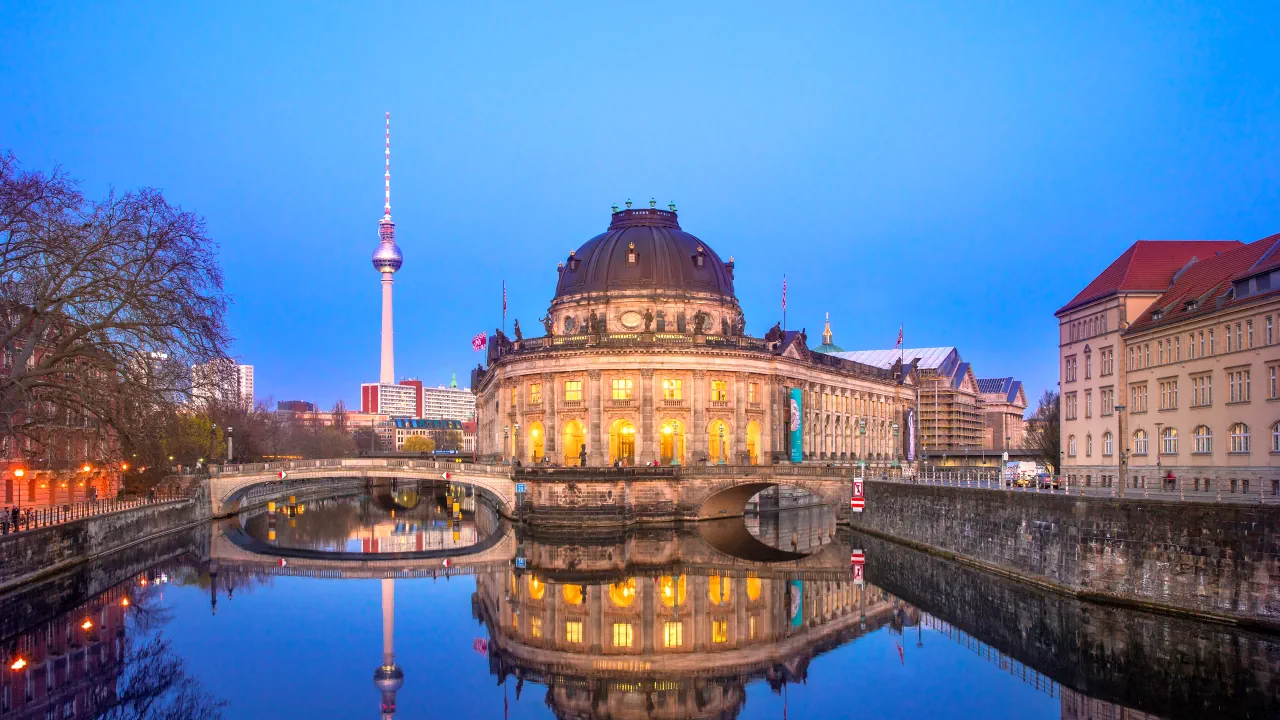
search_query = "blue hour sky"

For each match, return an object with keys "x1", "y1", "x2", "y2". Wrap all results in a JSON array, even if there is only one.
[{"x1": 3, "y1": 2, "x2": 1279, "y2": 409}]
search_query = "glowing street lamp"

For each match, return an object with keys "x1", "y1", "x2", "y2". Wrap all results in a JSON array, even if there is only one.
[
  {"x1": 10, "y1": 658, "x2": 27, "y2": 671},
  {"x1": 81, "y1": 619, "x2": 93, "y2": 631}
]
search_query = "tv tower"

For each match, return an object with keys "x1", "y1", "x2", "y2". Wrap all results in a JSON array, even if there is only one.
[{"x1": 371, "y1": 111, "x2": 403, "y2": 384}]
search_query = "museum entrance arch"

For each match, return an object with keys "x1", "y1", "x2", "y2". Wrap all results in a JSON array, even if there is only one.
[
  {"x1": 609, "y1": 419, "x2": 636, "y2": 466},
  {"x1": 746, "y1": 420, "x2": 761, "y2": 465},
  {"x1": 561, "y1": 420, "x2": 585, "y2": 466},
  {"x1": 708, "y1": 420, "x2": 731, "y2": 464},
  {"x1": 527, "y1": 421, "x2": 545, "y2": 463},
  {"x1": 659, "y1": 420, "x2": 687, "y2": 465}
]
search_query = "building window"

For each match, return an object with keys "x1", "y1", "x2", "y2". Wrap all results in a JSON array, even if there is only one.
[
  {"x1": 612, "y1": 377, "x2": 633, "y2": 400},
  {"x1": 663, "y1": 378, "x2": 683, "y2": 400},
  {"x1": 748, "y1": 382, "x2": 758, "y2": 403},
  {"x1": 1272, "y1": 422, "x2": 1280, "y2": 453},
  {"x1": 1129, "y1": 384, "x2": 1147, "y2": 413},
  {"x1": 1268, "y1": 316, "x2": 1274, "y2": 345},
  {"x1": 1133, "y1": 429, "x2": 1148, "y2": 455},
  {"x1": 510, "y1": 387, "x2": 517, "y2": 406},
  {"x1": 564, "y1": 380, "x2": 583, "y2": 402},
  {"x1": 1248, "y1": 320, "x2": 1254, "y2": 348},
  {"x1": 1144, "y1": 343, "x2": 1151, "y2": 367},
  {"x1": 1085, "y1": 434, "x2": 1092, "y2": 457},
  {"x1": 1158, "y1": 340, "x2": 1164, "y2": 365},
  {"x1": 1194, "y1": 425, "x2": 1212, "y2": 454},
  {"x1": 1199, "y1": 330, "x2": 1205, "y2": 357},
  {"x1": 1209, "y1": 330, "x2": 1215, "y2": 355},
  {"x1": 1271, "y1": 366, "x2": 1277, "y2": 399},
  {"x1": 1175, "y1": 336, "x2": 1181, "y2": 360},
  {"x1": 1237, "y1": 322, "x2": 1243, "y2": 351},
  {"x1": 1085, "y1": 352, "x2": 1092, "y2": 379},
  {"x1": 529, "y1": 383, "x2": 541, "y2": 404},
  {"x1": 711, "y1": 380, "x2": 729, "y2": 402},
  {"x1": 1228, "y1": 369, "x2": 1252, "y2": 403},
  {"x1": 530, "y1": 616, "x2": 543, "y2": 639},
  {"x1": 612, "y1": 622, "x2": 634, "y2": 648},
  {"x1": 1103, "y1": 431, "x2": 1113, "y2": 456},
  {"x1": 1084, "y1": 390, "x2": 1092, "y2": 418},
  {"x1": 663, "y1": 621, "x2": 683, "y2": 648},
  {"x1": 1159, "y1": 380, "x2": 1177, "y2": 410},
  {"x1": 1227, "y1": 325, "x2": 1234, "y2": 353},
  {"x1": 1068, "y1": 435, "x2": 1077, "y2": 457},
  {"x1": 1161, "y1": 426, "x2": 1178, "y2": 455},
  {"x1": 1230, "y1": 423, "x2": 1251, "y2": 453},
  {"x1": 1101, "y1": 388, "x2": 1114, "y2": 415},
  {"x1": 1064, "y1": 393, "x2": 1077, "y2": 420},
  {"x1": 712, "y1": 619, "x2": 729, "y2": 644},
  {"x1": 565, "y1": 620, "x2": 584, "y2": 643},
  {"x1": 1128, "y1": 347, "x2": 1135, "y2": 370},
  {"x1": 1192, "y1": 375, "x2": 1212, "y2": 406}
]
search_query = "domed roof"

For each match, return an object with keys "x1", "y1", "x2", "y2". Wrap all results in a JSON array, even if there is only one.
[{"x1": 553, "y1": 206, "x2": 736, "y2": 302}]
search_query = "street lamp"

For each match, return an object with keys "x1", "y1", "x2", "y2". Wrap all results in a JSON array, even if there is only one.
[
  {"x1": 717, "y1": 425, "x2": 726, "y2": 465},
  {"x1": 503, "y1": 426, "x2": 510, "y2": 465},
  {"x1": 1153, "y1": 421, "x2": 1163, "y2": 493},
  {"x1": 226, "y1": 426, "x2": 234, "y2": 463},
  {"x1": 1114, "y1": 403, "x2": 1127, "y2": 498}
]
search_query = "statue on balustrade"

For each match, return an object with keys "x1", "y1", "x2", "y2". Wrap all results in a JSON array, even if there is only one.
[
  {"x1": 512, "y1": 319, "x2": 523, "y2": 342},
  {"x1": 643, "y1": 309, "x2": 654, "y2": 332},
  {"x1": 540, "y1": 314, "x2": 554, "y2": 336}
]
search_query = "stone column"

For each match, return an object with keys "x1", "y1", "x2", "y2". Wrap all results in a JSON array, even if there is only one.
[
  {"x1": 641, "y1": 580, "x2": 655, "y2": 652},
  {"x1": 588, "y1": 370, "x2": 605, "y2": 466},
  {"x1": 762, "y1": 376, "x2": 775, "y2": 462},
  {"x1": 692, "y1": 370, "x2": 707, "y2": 462},
  {"x1": 514, "y1": 379, "x2": 525, "y2": 463},
  {"x1": 640, "y1": 369, "x2": 656, "y2": 465},
  {"x1": 588, "y1": 584, "x2": 604, "y2": 653},
  {"x1": 733, "y1": 373, "x2": 747, "y2": 463},
  {"x1": 543, "y1": 372, "x2": 557, "y2": 459}
]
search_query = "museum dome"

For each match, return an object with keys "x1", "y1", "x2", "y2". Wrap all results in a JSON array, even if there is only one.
[{"x1": 552, "y1": 204, "x2": 737, "y2": 304}]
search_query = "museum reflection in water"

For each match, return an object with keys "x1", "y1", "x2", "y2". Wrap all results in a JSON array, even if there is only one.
[{"x1": 4, "y1": 481, "x2": 1276, "y2": 718}]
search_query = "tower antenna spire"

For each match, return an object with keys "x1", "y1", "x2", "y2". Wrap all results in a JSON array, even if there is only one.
[{"x1": 384, "y1": 111, "x2": 392, "y2": 219}]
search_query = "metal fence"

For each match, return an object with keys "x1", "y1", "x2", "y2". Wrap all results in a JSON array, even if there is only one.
[
  {"x1": 887, "y1": 468, "x2": 1280, "y2": 505},
  {"x1": 1, "y1": 494, "x2": 185, "y2": 535}
]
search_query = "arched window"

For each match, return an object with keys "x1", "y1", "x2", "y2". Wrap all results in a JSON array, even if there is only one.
[
  {"x1": 1161, "y1": 426, "x2": 1178, "y2": 455},
  {"x1": 1230, "y1": 423, "x2": 1251, "y2": 453},
  {"x1": 1085, "y1": 434, "x2": 1093, "y2": 457},
  {"x1": 1272, "y1": 422, "x2": 1280, "y2": 453},
  {"x1": 1133, "y1": 429, "x2": 1148, "y2": 455},
  {"x1": 1068, "y1": 435, "x2": 1077, "y2": 457},
  {"x1": 1194, "y1": 425, "x2": 1212, "y2": 454},
  {"x1": 1103, "y1": 432, "x2": 1113, "y2": 456}
]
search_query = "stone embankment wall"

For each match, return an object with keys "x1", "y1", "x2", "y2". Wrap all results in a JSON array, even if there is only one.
[
  {"x1": 852, "y1": 528, "x2": 1279, "y2": 718},
  {"x1": 849, "y1": 481, "x2": 1280, "y2": 626},
  {"x1": 0, "y1": 499, "x2": 204, "y2": 592}
]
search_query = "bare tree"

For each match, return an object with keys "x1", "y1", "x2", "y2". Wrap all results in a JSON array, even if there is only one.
[
  {"x1": 0, "y1": 152, "x2": 231, "y2": 462},
  {"x1": 331, "y1": 399, "x2": 348, "y2": 434},
  {"x1": 1025, "y1": 389, "x2": 1061, "y2": 474}
]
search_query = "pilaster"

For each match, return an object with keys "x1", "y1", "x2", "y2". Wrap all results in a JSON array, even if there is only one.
[
  {"x1": 640, "y1": 369, "x2": 656, "y2": 464},
  {"x1": 588, "y1": 370, "x2": 605, "y2": 466}
]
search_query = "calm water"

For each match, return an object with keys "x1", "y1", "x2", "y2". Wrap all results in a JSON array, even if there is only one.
[{"x1": 1, "y1": 480, "x2": 1276, "y2": 719}]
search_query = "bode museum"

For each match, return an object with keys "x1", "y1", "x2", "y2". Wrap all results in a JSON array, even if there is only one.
[{"x1": 472, "y1": 203, "x2": 919, "y2": 467}]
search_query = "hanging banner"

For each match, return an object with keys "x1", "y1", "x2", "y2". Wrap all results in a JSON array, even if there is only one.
[
  {"x1": 789, "y1": 388, "x2": 803, "y2": 463},
  {"x1": 789, "y1": 580, "x2": 804, "y2": 626},
  {"x1": 850, "y1": 480, "x2": 865, "y2": 512},
  {"x1": 850, "y1": 549, "x2": 865, "y2": 585},
  {"x1": 905, "y1": 407, "x2": 917, "y2": 462}
]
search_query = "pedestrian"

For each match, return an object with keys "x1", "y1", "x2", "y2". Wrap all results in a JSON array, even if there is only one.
[{"x1": 7, "y1": 505, "x2": 16, "y2": 531}]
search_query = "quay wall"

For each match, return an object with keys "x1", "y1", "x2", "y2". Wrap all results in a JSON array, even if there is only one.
[
  {"x1": 0, "y1": 500, "x2": 205, "y2": 592},
  {"x1": 848, "y1": 481, "x2": 1280, "y2": 626}
]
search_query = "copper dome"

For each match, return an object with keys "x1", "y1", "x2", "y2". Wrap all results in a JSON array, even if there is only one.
[{"x1": 553, "y1": 207, "x2": 736, "y2": 302}]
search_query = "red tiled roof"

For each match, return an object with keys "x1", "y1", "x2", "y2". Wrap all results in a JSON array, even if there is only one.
[
  {"x1": 1235, "y1": 232, "x2": 1280, "y2": 278},
  {"x1": 1056, "y1": 240, "x2": 1242, "y2": 315},
  {"x1": 1126, "y1": 235, "x2": 1280, "y2": 333}
]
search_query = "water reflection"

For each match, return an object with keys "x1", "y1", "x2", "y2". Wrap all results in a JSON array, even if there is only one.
[{"x1": 2, "y1": 498, "x2": 1277, "y2": 718}]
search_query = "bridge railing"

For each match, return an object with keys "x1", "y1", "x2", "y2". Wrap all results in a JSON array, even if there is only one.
[
  {"x1": 1, "y1": 493, "x2": 186, "y2": 535},
  {"x1": 885, "y1": 469, "x2": 1280, "y2": 505},
  {"x1": 212, "y1": 457, "x2": 511, "y2": 478},
  {"x1": 513, "y1": 464, "x2": 861, "y2": 481}
]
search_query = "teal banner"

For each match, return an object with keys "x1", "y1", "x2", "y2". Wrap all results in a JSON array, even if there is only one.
[{"x1": 788, "y1": 388, "x2": 803, "y2": 463}]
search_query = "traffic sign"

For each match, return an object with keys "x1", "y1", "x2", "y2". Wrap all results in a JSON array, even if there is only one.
[
  {"x1": 278, "y1": 470, "x2": 287, "y2": 480},
  {"x1": 850, "y1": 480, "x2": 865, "y2": 512},
  {"x1": 850, "y1": 549, "x2": 865, "y2": 585},
  {"x1": 515, "y1": 482, "x2": 527, "y2": 494},
  {"x1": 442, "y1": 471, "x2": 452, "y2": 480},
  {"x1": 515, "y1": 557, "x2": 527, "y2": 569}
]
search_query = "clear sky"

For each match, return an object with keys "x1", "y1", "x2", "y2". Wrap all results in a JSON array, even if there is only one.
[{"x1": 3, "y1": 2, "x2": 1278, "y2": 410}]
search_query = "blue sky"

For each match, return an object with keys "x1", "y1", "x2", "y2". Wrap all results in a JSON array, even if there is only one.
[{"x1": 3, "y1": 2, "x2": 1278, "y2": 409}]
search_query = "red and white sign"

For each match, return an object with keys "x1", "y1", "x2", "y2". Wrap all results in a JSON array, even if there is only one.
[
  {"x1": 850, "y1": 549, "x2": 865, "y2": 585},
  {"x1": 442, "y1": 472, "x2": 451, "y2": 480},
  {"x1": 278, "y1": 471, "x2": 287, "y2": 480},
  {"x1": 850, "y1": 481, "x2": 865, "y2": 512},
  {"x1": 278, "y1": 558, "x2": 288, "y2": 568}
]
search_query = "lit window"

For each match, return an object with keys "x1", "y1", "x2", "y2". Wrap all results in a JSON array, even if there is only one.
[
  {"x1": 564, "y1": 380, "x2": 583, "y2": 402},
  {"x1": 712, "y1": 619, "x2": 728, "y2": 644},
  {"x1": 510, "y1": 387, "x2": 517, "y2": 406},
  {"x1": 748, "y1": 615, "x2": 758, "y2": 640},
  {"x1": 611, "y1": 378, "x2": 633, "y2": 400},
  {"x1": 1103, "y1": 432, "x2": 1113, "y2": 456},
  {"x1": 609, "y1": 579, "x2": 637, "y2": 608},
  {"x1": 711, "y1": 380, "x2": 728, "y2": 402},
  {"x1": 1068, "y1": 435, "x2": 1076, "y2": 457},
  {"x1": 1194, "y1": 426, "x2": 1212, "y2": 454},
  {"x1": 612, "y1": 622, "x2": 634, "y2": 648},
  {"x1": 530, "y1": 616, "x2": 543, "y2": 639},
  {"x1": 1133, "y1": 429, "x2": 1148, "y2": 455},
  {"x1": 1230, "y1": 423, "x2": 1251, "y2": 454},
  {"x1": 748, "y1": 382, "x2": 758, "y2": 403},
  {"x1": 565, "y1": 620, "x2": 583, "y2": 643},
  {"x1": 562, "y1": 585, "x2": 584, "y2": 605},
  {"x1": 1161, "y1": 427, "x2": 1178, "y2": 455},
  {"x1": 709, "y1": 575, "x2": 732, "y2": 605},
  {"x1": 657, "y1": 575, "x2": 686, "y2": 607},
  {"x1": 663, "y1": 378, "x2": 682, "y2": 400},
  {"x1": 663, "y1": 621, "x2": 683, "y2": 648},
  {"x1": 1272, "y1": 422, "x2": 1280, "y2": 453},
  {"x1": 529, "y1": 383, "x2": 541, "y2": 404}
]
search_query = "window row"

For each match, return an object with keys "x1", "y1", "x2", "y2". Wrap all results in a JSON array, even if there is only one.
[
  {"x1": 1126, "y1": 315, "x2": 1280, "y2": 372},
  {"x1": 1068, "y1": 313, "x2": 1108, "y2": 343},
  {"x1": 1069, "y1": 423, "x2": 1277, "y2": 457}
]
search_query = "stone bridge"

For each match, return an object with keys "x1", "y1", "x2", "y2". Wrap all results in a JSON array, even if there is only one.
[{"x1": 208, "y1": 458, "x2": 858, "y2": 523}]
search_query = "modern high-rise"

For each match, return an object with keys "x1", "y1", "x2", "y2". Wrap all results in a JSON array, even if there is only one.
[
  {"x1": 192, "y1": 359, "x2": 254, "y2": 410},
  {"x1": 422, "y1": 373, "x2": 476, "y2": 421}
]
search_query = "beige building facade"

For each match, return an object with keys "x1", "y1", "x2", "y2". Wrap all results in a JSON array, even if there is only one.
[
  {"x1": 472, "y1": 205, "x2": 919, "y2": 468},
  {"x1": 1059, "y1": 236, "x2": 1280, "y2": 493}
]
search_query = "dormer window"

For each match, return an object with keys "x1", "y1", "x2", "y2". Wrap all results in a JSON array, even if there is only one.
[
  {"x1": 626, "y1": 241, "x2": 637, "y2": 265},
  {"x1": 692, "y1": 246, "x2": 706, "y2": 269},
  {"x1": 1152, "y1": 309, "x2": 1163, "y2": 320},
  {"x1": 567, "y1": 250, "x2": 580, "y2": 271}
]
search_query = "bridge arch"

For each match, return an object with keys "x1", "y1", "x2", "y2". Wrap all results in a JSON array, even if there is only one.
[{"x1": 689, "y1": 475, "x2": 849, "y2": 521}]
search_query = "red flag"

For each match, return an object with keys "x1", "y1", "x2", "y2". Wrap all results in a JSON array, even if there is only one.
[
  {"x1": 896, "y1": 640, "x2": 904, "y2": 665},
  {"x1": 471, "y1": 332, "x2": 487, "y2": 351},
  {"x1": 896, "y1": 324, "x2": 903, "y2": 347},
  {"x1": 473, "y1": 637, "x2": 488, "y2": 656}
]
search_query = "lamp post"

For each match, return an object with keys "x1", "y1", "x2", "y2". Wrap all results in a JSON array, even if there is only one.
[
  {"x1": 717, "y1": 425, "x2": 726, "y2": 465},
  {"x1": 503, "y1": 425, "x2": 510, "y2": 465},
  {"x1": 9, "y1": 467, "x2": 24, "y2": 510},
  {"x1": 226, "y1": 426, "x2": 234, "y2": 464},
  {"x1": 514, "y1": 422, "x2": 521, "y2": 465},
  {"x1": 1153, "y1": 421, "x2": 1163, "y2": 493},
  {"x1": 1114, "y1": 403, "x2": 1127, "y2": 498}
]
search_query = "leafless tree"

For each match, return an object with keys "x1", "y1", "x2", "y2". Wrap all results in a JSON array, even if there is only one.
[
  {"x1": 0, "y1": 151, "x2": 231, "y2": 463},
  {"x1": 1025, "y1": 389, "x2": 1061, "y2": 474}
]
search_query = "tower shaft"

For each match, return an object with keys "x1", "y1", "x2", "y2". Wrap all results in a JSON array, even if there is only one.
[{"x1": 381, "y1": 274, "x2": 395, "y2": 384}]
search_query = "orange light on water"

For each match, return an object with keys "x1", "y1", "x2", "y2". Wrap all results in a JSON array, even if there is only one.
[
  {"x1": 10, "y1": 658, "x2": 26, "y2": 671},
  {"x1": 80, "y1": 619, "x2": 93, "y2": 630},
  {"x1": 120, "y1": 597, "x2": 130, "y2": 607}
]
